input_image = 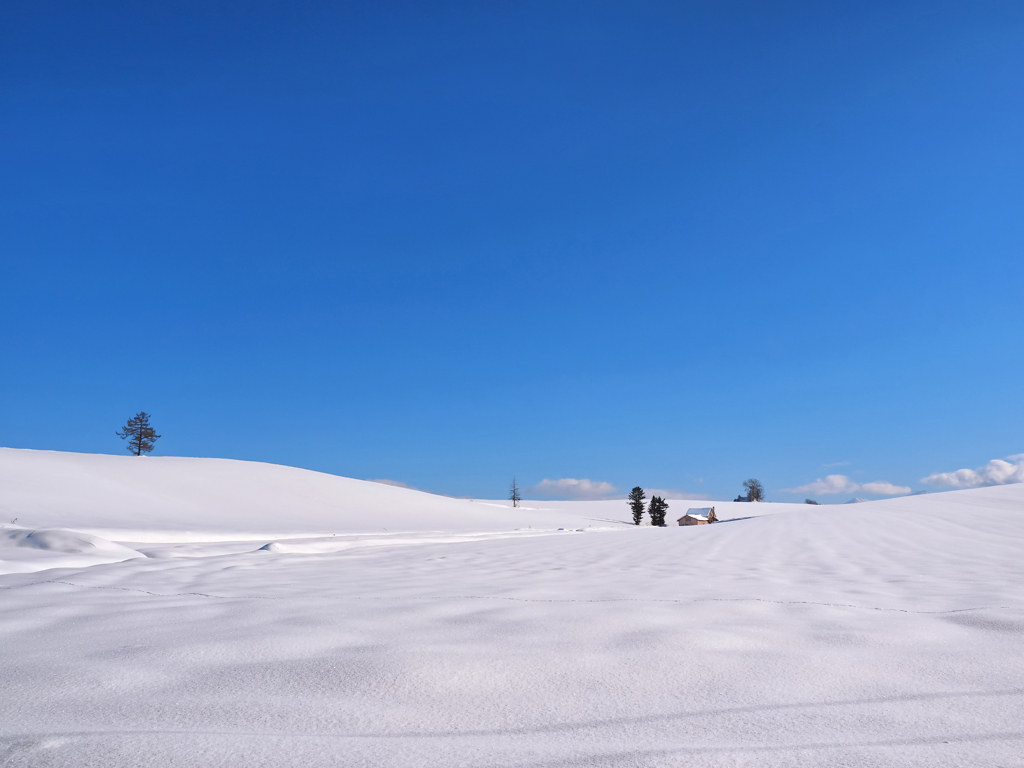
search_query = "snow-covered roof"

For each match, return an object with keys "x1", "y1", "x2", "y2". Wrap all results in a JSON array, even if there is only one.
[{"x1": 677, "y1": 507, "x2": 714, "y2": 522}]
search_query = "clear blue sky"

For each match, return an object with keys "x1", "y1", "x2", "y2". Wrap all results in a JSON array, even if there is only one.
[{"x1": 2, "y1": 1, "x2": 1022, "y2": 502}]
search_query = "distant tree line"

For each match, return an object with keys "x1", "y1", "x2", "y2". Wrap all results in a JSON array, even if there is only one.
[
  {"x1": 627, "y1": 486, "x2": 670, "y2": 526},
  {"x1": 506, "y1": 477, "x2": 776, "y2": 517},
  {"x1": 627, "y1": 478, "x2": 770, "y2": 525}
]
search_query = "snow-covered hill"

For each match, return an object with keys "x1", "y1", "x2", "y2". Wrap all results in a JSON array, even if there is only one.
[
  {"x1": 0, "y1": 448, "x2": 809, "y2": 537},
  {"x1": 1, "y1": 448, "x2": 1022, "y2": 767}
]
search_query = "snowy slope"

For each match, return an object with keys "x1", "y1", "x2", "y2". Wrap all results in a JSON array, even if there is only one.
[
  {"x1": 0, "y1": 447, "x2": 579, "y2": 537},
  {"x1": 0, "y1": 447, "x2": 799, "y2": 540},
  {"x1": 1, "y1": 449, "x2": 1022, "y2": 767}
]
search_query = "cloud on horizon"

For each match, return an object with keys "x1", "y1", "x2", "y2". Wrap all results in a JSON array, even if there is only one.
[
  {"x1": 526, "y1": 478, "x2": 618, "y2": 499},
  {"x1": 784, "y1": 474, "x2": 911, "y2": 497},
  {"x1": 647, "y1": 488, "x2": 709, "y2": 500},
  {"x1": 921, "y1": 454, "x2": 1024, "y2": 488}
]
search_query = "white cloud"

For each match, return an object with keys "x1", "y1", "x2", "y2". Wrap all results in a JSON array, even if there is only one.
[
  {"x1": 786, "y1": 474, "x2": 858, "y2": 495},
  {"x1": 784, "y1": 474, "x2": 910, "y2": 497},
  {"x1": 647, "y1": 488, "x2": 709, "y2": 500},
  {"x1": 921, "y1": 456, "x2": 1024, "y2": 489},
  {"x1": 859, "y1": 480, "x2": 913, "y2": 495},
  {"x1": 526, "y1": 478, "x2": 618, "y2": 499},
  {"x1": 1007, "y1": 453, "x2": 1024, "y2": 461}
]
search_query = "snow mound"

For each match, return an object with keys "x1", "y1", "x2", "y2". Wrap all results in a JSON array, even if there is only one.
[
  {"x1": 4, "y1": 528, "x2": 119, "y2": 553},
  {"x1": 0, "y1": 527, "x2": 144, "y2": 574}
]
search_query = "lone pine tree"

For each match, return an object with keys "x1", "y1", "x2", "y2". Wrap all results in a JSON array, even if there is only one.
[
  {"x1": 116, "y1": 411, "x2": 161, "y2": 456},
  {"x1": 509, "y1": 477, "x2": 521, "y2": 508},
  {"x1": 628, "y1": 486, "x2": 646, "y2": 525},
  {"x1": 648, "y1": 496, "x2": 669, "y2": 527}
]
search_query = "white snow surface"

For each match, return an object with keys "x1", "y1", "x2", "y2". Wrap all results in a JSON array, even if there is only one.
[
  {"x1": 1, "y1": 447, "x2": 1022, "y2": 767},
  {"x1": 0, "y1": 527, "x2": 145, "y2": 573}
]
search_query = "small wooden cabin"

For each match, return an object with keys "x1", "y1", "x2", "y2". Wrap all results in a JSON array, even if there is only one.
[{"x1": 678, "y1": 507, "x2": 717, "y2": 526}]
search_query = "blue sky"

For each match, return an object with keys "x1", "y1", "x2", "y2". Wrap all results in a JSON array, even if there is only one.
[{"x1": 2, "y1": 1, "x2": 1023, "y2": 502}]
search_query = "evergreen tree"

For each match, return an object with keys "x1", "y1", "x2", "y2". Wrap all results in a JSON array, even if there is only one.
[
  {"x1": 116, "y1": 411, "x2": 161, "y2": 456},
  {"x1": 743, "y1": 478, "x2": 765, "y2": 502},
  {"x1": 648, "y1": 495, "x2": 669, "y2": 527},
  {"x1": 509, "y1": 477, "x2": 521, "y2": 508},
  {"x1": 627, "y1": 486, "x2": 646, "y2": 525}
]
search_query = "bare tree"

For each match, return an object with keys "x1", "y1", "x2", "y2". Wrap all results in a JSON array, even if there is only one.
[
  {"x1": 116, "y1": 411, "x2": 161, "y2": 456},
  {"x1": 509, "y1": 477, "x2": 521, "y2": 508},
  {"x1": 743, "y1": 478, "x2": 765, "y2": 502},
  {"x1": 627, "y1": 486, "x2": 646, "y2": 525}
]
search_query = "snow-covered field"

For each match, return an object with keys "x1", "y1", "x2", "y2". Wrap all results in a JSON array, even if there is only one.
[{"x1": 1, "y1": 448, "x2": 1022, "y2": 767}]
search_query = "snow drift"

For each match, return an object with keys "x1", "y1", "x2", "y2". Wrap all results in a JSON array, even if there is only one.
[
  {"x1": 1, "y1": 448, "x2": 1022, "y2": 767},
  {"x1": 0, "y1": 527, "x2": 145, "y2": 574}
]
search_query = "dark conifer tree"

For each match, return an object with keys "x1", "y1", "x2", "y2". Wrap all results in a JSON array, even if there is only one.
[
  {"x1": 648, "y1": 496, "x2": 669, "y2": 527},
  {"x1": 116, "y1": 412, "x2": 161, "y2": 455},
  {"x1": 628, "y1": 486, "x2": 646, "y2": 525},
  {"x1": 509, "y1": 477, "x2": 521, "y2": 508}
]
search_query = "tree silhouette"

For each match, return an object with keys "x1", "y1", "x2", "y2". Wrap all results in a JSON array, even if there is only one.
[
  {"x1": 628, "y1": 486, "x2": 646, "y2": 525},
  {"x1": 648, "y1": 496, "x2": 669, "y2": 527},
  {"x1": 509, "y1": 477, "x2": 521, "y2": 508},
  {"x1": 743, "y1": 478, "x2": 765, "y2": 502},
  {"x1": 116, "y1": 412, "x2": 161, "y2": 456}
]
